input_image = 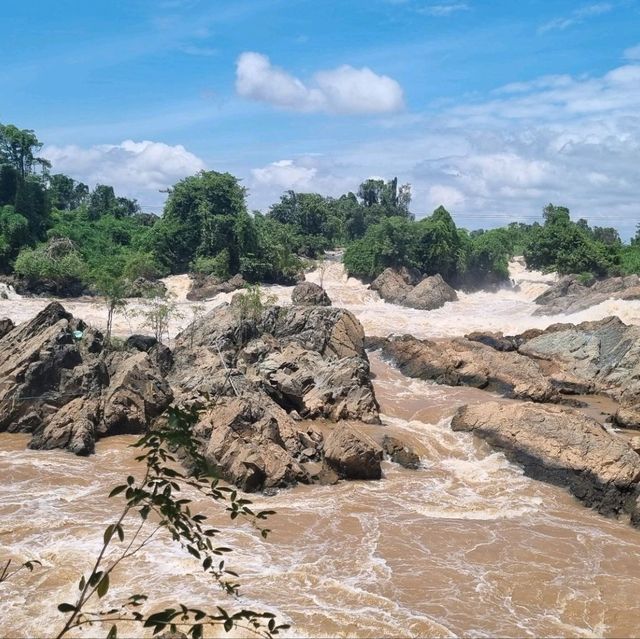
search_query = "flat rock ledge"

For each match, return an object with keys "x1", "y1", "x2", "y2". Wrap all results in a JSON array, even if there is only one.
[{"x1": 451, "y1": 401, "x2": 640, "y2": 525}]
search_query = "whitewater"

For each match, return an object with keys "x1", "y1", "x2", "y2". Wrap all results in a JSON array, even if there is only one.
[{"x1": 2, "y1": 258, "x2": 640, "y2": 637}]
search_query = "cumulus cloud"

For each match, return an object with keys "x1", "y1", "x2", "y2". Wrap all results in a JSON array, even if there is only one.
[
  {"x1": 235, "y1": 52, "x2": 404, "y2": 114},
  {"x1": 246, "y1": 60, "x2": 640, "y2": 238},
  {"x1": 251, "y1": 159, "x2": 317, "y2": 189},
  {"x1": 44, "y1": 140, "x2": 206, "y2": 208}
]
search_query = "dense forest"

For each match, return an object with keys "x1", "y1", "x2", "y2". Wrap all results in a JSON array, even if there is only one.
[{"x1": 1, "y1": 122, "x2": 639, "y2": 297}]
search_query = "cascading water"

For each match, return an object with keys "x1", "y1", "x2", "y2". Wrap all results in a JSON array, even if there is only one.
[{"x1": 2, "y1": 256, "x2": 640, "y2": 638}]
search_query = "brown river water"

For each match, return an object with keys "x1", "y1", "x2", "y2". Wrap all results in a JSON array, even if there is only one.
[{"x1": 2, "y1": 258, "x2": 640, "y2": 637}]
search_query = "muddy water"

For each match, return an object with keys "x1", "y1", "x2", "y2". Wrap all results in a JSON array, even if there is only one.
[{"x1": 2, "y1": 259, "x2": 640, "y2": 637}]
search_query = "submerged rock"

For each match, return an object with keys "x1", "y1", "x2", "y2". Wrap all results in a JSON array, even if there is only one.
[{"x1": 451, "y1": 401, "x2": 640, "y2": 523}]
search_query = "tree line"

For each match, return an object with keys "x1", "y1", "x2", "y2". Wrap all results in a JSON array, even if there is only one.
[{"x1": 2, "y1": 121, "x2": 639, "y2": 297}]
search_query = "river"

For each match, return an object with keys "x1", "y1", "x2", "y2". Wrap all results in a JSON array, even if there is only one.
[{"x1": 1, "y1": 259, "x2": 640, "y2": 637}]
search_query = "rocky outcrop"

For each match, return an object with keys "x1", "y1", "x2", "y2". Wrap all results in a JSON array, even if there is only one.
[
  {"x1": 187, "y1": 273, "x2": 246, "y2": 301},
  {"x1": 126, "y1": 277, "x2": 167, "y2": 299},
  {"x1": 323, "y1": 424, "x2": 383, "y2": 480},
  {"x1": 169, "y1": 302, "x2": 381, "y2": 490},
  {"x1": 0, "y1": 302, "x2": 172, "y2": 455},
  {"x1": 516, "y1": 316, "x2": 640, "y2": 425},
  {"x1": 0, "y1": 317, "x2": 14, "y2": 340},
  {"x1": 534, "y1": 274, "x2": 640, "y2": 315},
  {"x1": 291, "y1": 281, "x2": 332, "y2": 306},
  {"x1": 451, "y1": 402, "x2": 640, "y2": 523},
  {"x1": 370, "y1": 268, "x2": 458, "y2": 310},
  {"x1": 372, "y1": 334, "x2": 557, "y2": 402}
]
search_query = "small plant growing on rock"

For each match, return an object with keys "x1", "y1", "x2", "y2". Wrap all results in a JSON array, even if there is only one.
[
  {"x1": 135, "y1": 292, "x2": 183, "y2": 347},
  {"x1": 233, "y1": 284, "x2": 277, "y2": 347}
]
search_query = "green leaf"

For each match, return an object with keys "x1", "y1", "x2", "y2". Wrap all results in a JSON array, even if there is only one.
[
  {"x1": 57, "y1": 603, "x2": 76, "y2": 613},
  {"x1": 106, "y1": 624, "x2": 117, "y2": 639},
  {"x1": 223, "y1": 619, "x2": 233, "y2": 632},
  {"x1": 97, "y1": 573, "x2": 110, "y2": 598},
  {"x1": 108, "y1": 485, "x2": 126, "y2": 498},
  {"x1": 78, "y1": 575, "x2": 86, "y2": 591},
  {"x1": 103, "y1": 524, "x2": 115, "y2": 545},
  {"x1": 116, "y1": 524, "x2": 124, "y2": 542}
]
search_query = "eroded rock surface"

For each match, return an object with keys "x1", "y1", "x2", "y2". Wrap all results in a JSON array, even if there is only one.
[
  {"x1": 534, "y1": 274, "x2": 640, "y2": 315},
  {"x1": 451, "y1": 401, "x2": 640, "y2": 523},
  {"x1": 0, "y1": 302, "x2": 172, "y2": 455}
]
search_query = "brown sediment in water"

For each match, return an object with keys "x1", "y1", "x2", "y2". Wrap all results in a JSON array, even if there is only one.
[{"x1": 2, "y1": 260, "x2": 640, "y2": 638}]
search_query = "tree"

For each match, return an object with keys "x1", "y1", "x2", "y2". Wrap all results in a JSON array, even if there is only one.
[
  {"x1": 0, "y1": 123, "x2": 51, "y2": 179},
  {"x1": 48, "y1": 174, "x2": 89, "y2": 210},
  {"x1": 94, "y1": 274, "x2": 128, "y2": 346}
]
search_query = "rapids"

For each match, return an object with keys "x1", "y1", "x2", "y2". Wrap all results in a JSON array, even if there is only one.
[{"x1": 2, "y1": 257, "x2": 640, "y2": 637}]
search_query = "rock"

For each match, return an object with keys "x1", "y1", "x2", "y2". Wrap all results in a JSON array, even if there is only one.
[
  {"x1": 126, "y1": 334, "x2": 158, "y2": 352},
  {"x1": 323, "y1": 423, "x2": 383, "y2": 480},
  {"x1": 465, "y1": 331, "x2": 519, "y2": 352},
  {"x1": 127, "y1": 277, "x2": 167, "y2": 299},
  {"x1": 402, "y1": 274, "x2": 458, "y2": 310},
  {"x1": 518, "y1": 316, "x2": 640, "y2": 415},
  {"x1": 370, "y1": 268, "x2": 457, "y2": 311},
  {"x1": 451, "y1": 401, "x2": 640, "y2": 521},
  {"x1": 382, "y1": 435, "x2": 420, "y2": 469},
  {"x1": 101, "y1": 351, "x2": 173, "y2": 436},
  {"x1": 631, "y1": 437, "x2": 640, "y2": 455},
  {"x1": 168, "y1": 301, "x2": 380, "y2": 489},
  {"x1": 0, "y1": 317, "x2": 14, "y2": 340},
  {"x1": 291, "y1": 281, "x2": 332, "y2": 306},
  {"x1": 378, "y1": 334, "x2": 556, "y2": 402},
  {"x1": 187, "y1": 273, "x2": 246, "y2": 301},
  {"x1": 534, "y1": 274, "x2": 640, "y2": 315},
  {"x1": 370, "y1": 267, "x2": 417, "y2": 304},
  {"x1": 197, "y1": 396, "x2": 310, "y2": 492},
  {"x1": 0, "y1": 302, "x2": 173, "y2": 455}
]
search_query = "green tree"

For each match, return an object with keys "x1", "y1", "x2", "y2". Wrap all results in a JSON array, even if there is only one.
[{"x1": 0, "y1": 123, "x2": 51, "y2": 179}]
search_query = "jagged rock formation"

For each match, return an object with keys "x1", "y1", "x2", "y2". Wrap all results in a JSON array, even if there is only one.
[
  {"x1": 291, "y1": 281, "x2": 332, "y2": 306},
  {"x1": 452, "y1": 402, "x2": 640, "y2": 524},
  {"x1": 370, "y1": 334, "x2": 557, "y2": 402},
  {"x1": 169, "y1": 302, "x2": 382, "y2": 490},
  {"x1": 533, "y1": 274, "x2": 640, "y2": 315},
  {"x1": 0, "y1": 303, "x2": 172, "y2": 455},
  {"x1": 370, "y1": 268, "x2": 458, "y2": 310}
]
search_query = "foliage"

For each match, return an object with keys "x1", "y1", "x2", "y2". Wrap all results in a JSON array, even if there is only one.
[
  {"x1": 192, "y1": 249, "x2": 230, "y2": 279},
  {"x1": 134, "y1": 293, "x2": 182, "y2": 346},
  {"x1": 0, "y1": 123, "x2": 51, "y2": 179},
  {"x1": 14, "y1": 238, "x2": 88, "y2": 292},
  {"x1": 52, "y1": 405, "x2": 288, "y2": 639}
]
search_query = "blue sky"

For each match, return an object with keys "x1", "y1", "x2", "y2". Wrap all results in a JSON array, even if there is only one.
[{"x1": 1, "y1": 0, "x2": 639, "y2": 234}]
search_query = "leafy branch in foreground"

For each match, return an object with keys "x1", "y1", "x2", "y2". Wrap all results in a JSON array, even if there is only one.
[
  {"x1": 54, "y1": 405, "x2": 285, "y2": 639},
  {"x1": 0, "y1": 559, "x2": 41, "y2": 584}
]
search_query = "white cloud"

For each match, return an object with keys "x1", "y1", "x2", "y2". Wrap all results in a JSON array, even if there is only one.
[
  {"x1": 538, "y1": 2, "x2": 613, "y2": 33},
  {"x1": 246, "y1": 60, "x2": 640, "y2": 238},
  {"x1": 44, "y1": 140, "x2": 206, "y2": 208},
  {"x1": 235, "y1": 52, "x2": 404, "y2": 114},
  {"x1": 624, "y1": 43, "x2": 640, "y2": 60},
  {"x1": 251, "y1": 159, "x2": 317, "y2": 189},
  {"x1": 418, "y1": 3, "x2": 469, "y2": 17}
]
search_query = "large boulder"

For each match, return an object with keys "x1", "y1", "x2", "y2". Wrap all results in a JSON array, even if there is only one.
[
  {"x1": 323, "y1": 423, "x2": 383, "y2": 480},
  {"x1": 374, "y1": 334, "x2": 556, "y2": 402},
  {"x1": 402, "y1": 274, "x2": 458, "y2": 310},
  {"x1": 451, "y1": 401, "x2": 640, "y2": 523},
  {"x1": 370, "y1": 268, "x2": 457, "y2": 311},
  {"x1": 370, "y1": 267, "x2": 417, "y2": 304},
  {"x1": 196, "y1": 396, "x2": 310, "y2": 492},
  {"x1": 291, "y1": 281, "x2": 332, "y2": 306},
  {"x1": 168, "y1": 302, "x2": 381, "y2": 490}
]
